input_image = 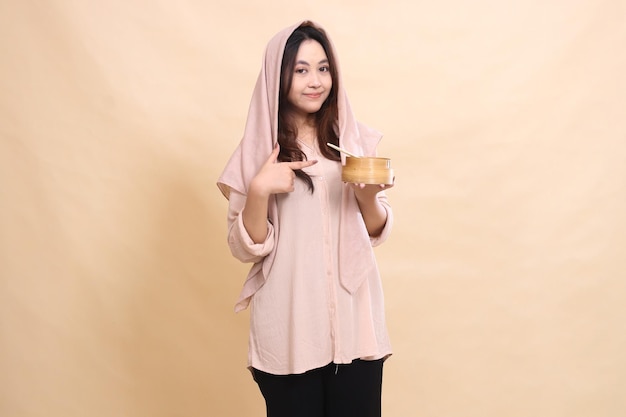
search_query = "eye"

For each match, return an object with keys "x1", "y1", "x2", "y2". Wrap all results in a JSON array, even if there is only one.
[
  {"x1": 295, "y1": 68, "x2": 307, "y2": 74},
  {"x1": 319, "y1": 65, "x2": 330, "y2": 73}
]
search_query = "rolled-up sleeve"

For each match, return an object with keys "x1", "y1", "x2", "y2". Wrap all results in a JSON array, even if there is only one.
[
  {"x1": 227, "y1": 190, "x2": 275, "y2": 263},
  {"x1": 370, "y1": 192, "x2": 393, "y2": 247}
]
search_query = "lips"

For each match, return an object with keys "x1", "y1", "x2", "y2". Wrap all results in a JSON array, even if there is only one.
[{"x1": 305, "y1": 93, "x2": 323, "y2": 99}]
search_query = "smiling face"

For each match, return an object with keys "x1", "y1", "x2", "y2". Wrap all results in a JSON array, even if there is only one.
[{"x1": 286, "y1": 39, "x2": 333, "y2": 124}]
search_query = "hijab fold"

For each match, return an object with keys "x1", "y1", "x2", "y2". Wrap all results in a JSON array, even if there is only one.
[{"x1": 217, "y1": 21, "x2": 383, "y2": 312}]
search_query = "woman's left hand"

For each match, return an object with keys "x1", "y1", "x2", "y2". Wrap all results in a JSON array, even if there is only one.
[
  {"x1": 348, "y1": 180, "x2": 395, "y2": 200},
  {"x1": 347, "y1": 179, "x2": 394, "y2": 236}
]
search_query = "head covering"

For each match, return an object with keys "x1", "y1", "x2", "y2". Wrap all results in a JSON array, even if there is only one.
[
  {"x1": 217, "y1": 20, "x2": 382, "y2": 198},
  {"x1": 217, "y1": 21, "x2": 383, "y2": 311}
]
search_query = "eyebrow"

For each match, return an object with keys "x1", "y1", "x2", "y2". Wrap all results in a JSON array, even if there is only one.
[{"x1": 295, "y1": 59, "x2": 329, "y2": 66}]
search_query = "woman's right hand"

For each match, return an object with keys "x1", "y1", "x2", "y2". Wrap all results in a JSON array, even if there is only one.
[
  {"x1": 249, "y1": 144, "x2": 318, "y2": 197},
  {"x1": 243, "y1": 144, "x2": 317, "y2": 243}
]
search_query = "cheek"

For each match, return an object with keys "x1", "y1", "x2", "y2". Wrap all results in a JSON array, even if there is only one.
[
  {"x1": 325, "y1": 78, "x2": 333, "y2": 93},
  {"x1": 287, "y1": 84, "x2": 299, "y2": 103},
  {"x1": 288, "y1": 79, "x2": 303, "y2": 96}
]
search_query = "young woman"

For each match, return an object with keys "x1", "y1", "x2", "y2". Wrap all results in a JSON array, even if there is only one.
[{"x1": 217, "y1": 21, "x2": 395, "y2": 417}]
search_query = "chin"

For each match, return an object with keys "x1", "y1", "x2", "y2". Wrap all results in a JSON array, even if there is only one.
[{"x1": 305, "y1": 104, "x2": 324, "y2": 113}]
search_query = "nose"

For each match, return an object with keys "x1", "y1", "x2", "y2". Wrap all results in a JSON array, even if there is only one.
[{"x1": 309, "y1": 72, "x2": 321, "y2": 88}]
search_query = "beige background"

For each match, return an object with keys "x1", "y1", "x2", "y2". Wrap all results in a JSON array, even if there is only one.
[{"x1": 1, "y1": 0, "x2": 625, "y2": 416}]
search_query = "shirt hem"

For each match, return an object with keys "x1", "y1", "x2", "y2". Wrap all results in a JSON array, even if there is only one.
[{"x1": 247, "y1": 350, "x2": 392, "y2": 376}]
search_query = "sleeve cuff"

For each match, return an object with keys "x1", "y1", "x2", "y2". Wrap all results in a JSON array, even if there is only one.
[{"x1": 229, "y1": 212, "x2": 275, "y2": 260}]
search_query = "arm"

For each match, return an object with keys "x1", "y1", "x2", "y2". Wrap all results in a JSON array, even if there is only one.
[
  {"x1": 351, "y1": 182, "x2": 395, "y2": 237},
  {"x1": 226, "y1": 190, "x2": 275, "y2": 263},
  {"x1": 241, "y1": 185, "x2": 272, "y2": 244},
  {"x1": 242, "y1": 144, "x2": 317, "y2": 243}
]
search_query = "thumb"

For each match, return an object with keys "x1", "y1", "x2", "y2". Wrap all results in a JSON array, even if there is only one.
[{"x1": 264, "y1": 143, "x2": 280, "y2": 166}]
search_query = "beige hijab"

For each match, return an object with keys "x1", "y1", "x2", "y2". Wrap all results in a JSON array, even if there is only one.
[{"x1": 217, "y1": 20, "x2": 384, "y2": 312}]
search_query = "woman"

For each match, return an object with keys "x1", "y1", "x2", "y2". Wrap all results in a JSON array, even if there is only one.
[{"x1": 217, "y1": 20, "x2": 394, "y2": 417}]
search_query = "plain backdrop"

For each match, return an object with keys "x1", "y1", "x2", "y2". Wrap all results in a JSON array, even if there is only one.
[{"x1": 1, "y1": 1, "x2": 625, "y2": 416}]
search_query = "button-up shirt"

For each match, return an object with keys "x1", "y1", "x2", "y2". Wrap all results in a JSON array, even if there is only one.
[{"x1": 226, "y1": 141, "x2": 392, "y2": 375}]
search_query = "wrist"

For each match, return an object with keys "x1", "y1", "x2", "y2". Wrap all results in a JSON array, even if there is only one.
[
  {"x1": 353, "y1": 187, "x2": 379, "y2": 203},
  {"x1": 249, "y1": 178, "x2": 271, "y2": 200}
]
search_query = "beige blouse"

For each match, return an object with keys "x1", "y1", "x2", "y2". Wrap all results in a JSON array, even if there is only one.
[{"x1": 226, "y1": 141, "x2": 393, "y2": 375}]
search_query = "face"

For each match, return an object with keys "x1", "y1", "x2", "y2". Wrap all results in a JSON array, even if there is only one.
[{"x1": 287, "y1": 39, "x2": 332, "y2": 122}]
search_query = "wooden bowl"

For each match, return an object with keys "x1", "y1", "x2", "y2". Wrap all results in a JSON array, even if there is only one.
[{"x1": 342, "y1": 156, "x2": 394, "y2": 185}]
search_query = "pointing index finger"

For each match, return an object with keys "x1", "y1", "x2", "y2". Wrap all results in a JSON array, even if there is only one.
[{"x1": 286, "y1": 159, "x2": 318, "y2": 170}]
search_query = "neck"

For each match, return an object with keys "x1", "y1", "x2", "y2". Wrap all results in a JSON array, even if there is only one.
[{"x1": 296, "y1": 117, "x2": 317, "y2": 145}]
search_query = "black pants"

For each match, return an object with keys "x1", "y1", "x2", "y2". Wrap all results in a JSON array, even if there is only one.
[{"x1": 252, "y1": 359, "x2": 384, "y2": 417}]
